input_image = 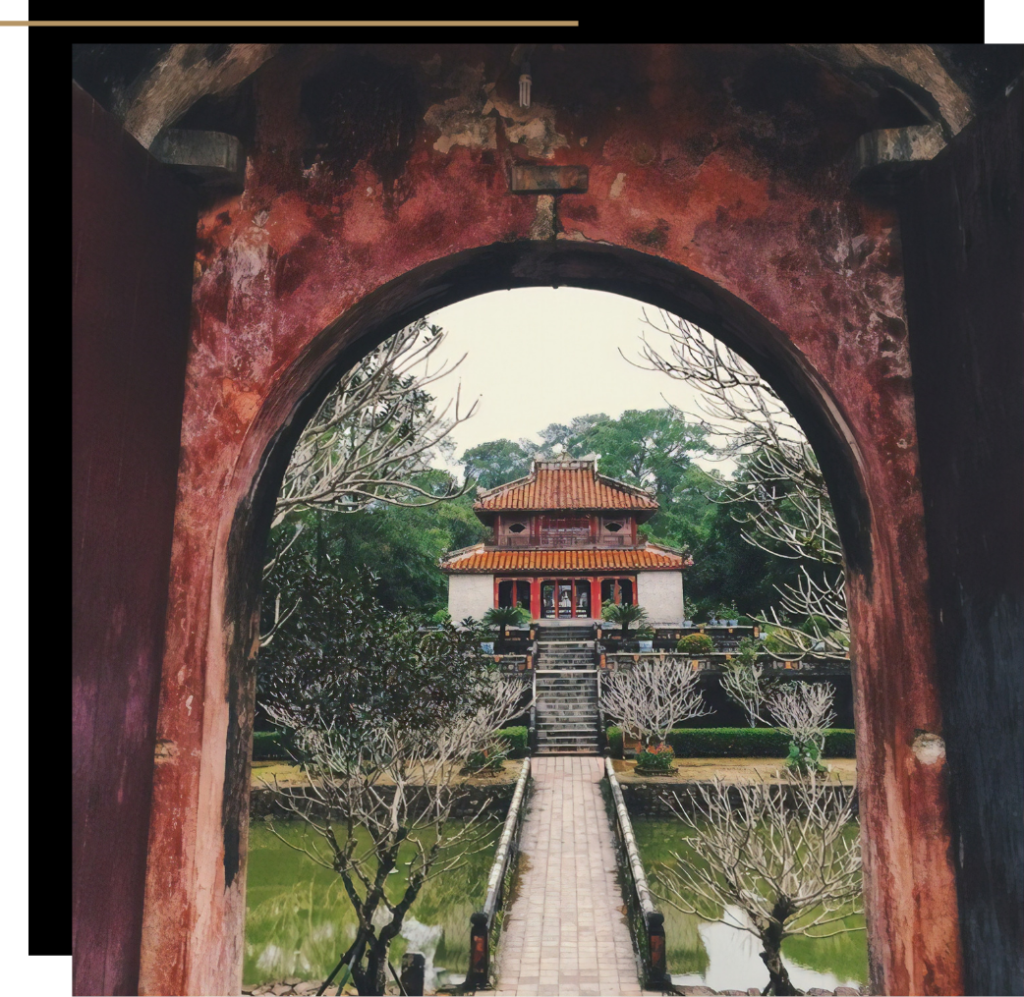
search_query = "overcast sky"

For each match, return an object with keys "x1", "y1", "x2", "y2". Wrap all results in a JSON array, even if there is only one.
[{"x1": 422, "y1": 287, "x2": 735, "y2": 476}]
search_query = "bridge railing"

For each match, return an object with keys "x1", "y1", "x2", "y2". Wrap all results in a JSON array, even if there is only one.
[
  {"x1": 468, "y1": 756, "x2": 532, "y2": 989},
  {"x1": 604, "y1": 753, "x2": 670, "y2": 990},
  {"x1": 528, "y1": 658, "x2": 538, "y2": 754}
]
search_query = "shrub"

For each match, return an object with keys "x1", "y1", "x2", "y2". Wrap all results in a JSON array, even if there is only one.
[
  {"x1": 635, "y1": 743, "x2": 676, "y2": 774},
  {"x1": 605, "y1": 726, "x2": 856, "y2": 759},
  {"x1": 735, "y1": 636, "x2": 759, "y2": 666},
  {"x1": 463, "y1": 745, "x2": 507, "y2": 774},
  {"x1": 676, "y1": 633, "x2": 715, "y2": 655},
  {"x1": 497, "y1": 725, "x2": 529, "y2": 759},
  {"x1": 607, "y1": 725, "x2": 624, "y2": 758},
  {"x1": 252, "y1": 729, "x2": 292, "y2": 761}
]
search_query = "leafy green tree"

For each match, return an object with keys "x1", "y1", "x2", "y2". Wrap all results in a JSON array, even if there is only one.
[
  {"x1": 259, "y1": 572, "x2": 527, "y2": 996},
  {"x1": 569, "y1": 408, "x2": 711, "y2": 502},
  {"x1": 460, "y1": 438, "x2": 534, "y2": 489},
  {"x1": 533, "y1": 413, "x2": 609, "y2": 456},
  {"x1": 262, "y1": 471, "x2": 489, "y2": 635}
]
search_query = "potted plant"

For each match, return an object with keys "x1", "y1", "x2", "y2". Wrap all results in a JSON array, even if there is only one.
[
  {"x1": 601, "y1": 600, "x2": 651, "y2": 648},
  {"x1": 635, "y1": 741, "x2": 677, "y2": 775},
  {"x1": 482, "y1": 603, "x2": 531, "y2": 650}
]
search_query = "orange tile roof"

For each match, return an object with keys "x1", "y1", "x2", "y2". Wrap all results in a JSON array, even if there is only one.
[
  {"x1": 474, "y1": 460, "x2": 658, "y2": 512},
  {"x1": 441, "y1": 545, "x2": 686, "y2": 573}
]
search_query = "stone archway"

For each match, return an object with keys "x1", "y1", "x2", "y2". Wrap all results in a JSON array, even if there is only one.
[{"x1": 138, "y1": 238, "x2": 961, "y2": 997}]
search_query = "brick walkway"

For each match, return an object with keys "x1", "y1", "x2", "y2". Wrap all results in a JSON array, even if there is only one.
[{"x1": 492, "y1": 755, "x2": 653, "y2": 997}]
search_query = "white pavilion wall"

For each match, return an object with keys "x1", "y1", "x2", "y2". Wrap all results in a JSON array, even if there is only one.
[
  {"x1": 447, "y1": 574, "x2": 494, "y2": 621},
  {"x1": 637, "y1": 571, "x2": 684, "y2": 625}
]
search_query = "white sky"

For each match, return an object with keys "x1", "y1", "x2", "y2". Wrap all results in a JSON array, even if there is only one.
[{"x1": 422, "y1": 288, "x2": 735, "y2": 477}]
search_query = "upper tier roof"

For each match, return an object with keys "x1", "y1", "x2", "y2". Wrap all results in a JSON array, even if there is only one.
[{"x1": 474, "y1": 458, "x2": 659, "y2": 513}]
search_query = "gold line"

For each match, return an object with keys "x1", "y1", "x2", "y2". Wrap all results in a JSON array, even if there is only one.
[{"x1": 4, "y1": 19, "x2": 579, "y2": 26}]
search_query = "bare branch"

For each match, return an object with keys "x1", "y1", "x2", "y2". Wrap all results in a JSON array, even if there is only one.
[
  {"x1": 600, "y1": 657, "x2": 712, "y2": 748},
  {"x1": 656, "y1": 772, "x2": 861, "y2": 995},
  {"x1": 631, "y1": 309, "x2": 850, "y2": 654}
]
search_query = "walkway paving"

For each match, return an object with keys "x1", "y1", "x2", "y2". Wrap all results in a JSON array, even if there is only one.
[{"x1": 492, "y1": 755, "x2": 652, "y2": 997}]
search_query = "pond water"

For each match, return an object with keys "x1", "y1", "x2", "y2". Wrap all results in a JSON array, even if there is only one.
[
  {"x1": 632, "y1": 821, "x2": 868, "y2": 994},
  {"x1": 244, "y1": 818, "x2": 501, "y2": 990}
]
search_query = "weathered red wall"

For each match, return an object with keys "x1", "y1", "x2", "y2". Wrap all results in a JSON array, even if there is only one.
[
  {"x1": 136, "y1": 45, "x2": 963, "y2": 995},
  {"x1": 72, "y1": 83, "x2": 195, "y2": 996},
  {"x1": 901, "y1": 81, "x2": 1024, "y2": 997}
]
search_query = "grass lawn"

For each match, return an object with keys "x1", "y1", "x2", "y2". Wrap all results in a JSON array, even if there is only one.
[
  {"x1": 613, "y1": 755, "x2": 857, "y2": 784},
  {"x1": 251, "y1": 757, "x2": 524, "y2": 790}
]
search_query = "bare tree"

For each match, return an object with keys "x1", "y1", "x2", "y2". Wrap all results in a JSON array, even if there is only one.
[
  {"x1": 260, "y1": 318, "x2": 478, "y2": 646},
  {"x1": 630, "y1": 310, "x2": 849, "y2": 658},
  {"x1": 274, "y1": 318, "x2": 477, "y2": 529},
  {"x1": 720, "y1": 659, "x2": 770, "y2": 729},
  {"x1": 657, "y1": 772, "x2": 862, "y2": 996},
  {"x1": 766, "y1": 681, "x2": 837, "y2": 773},
  {"x1": 600, "y1": 658, "x2": 713, "y2": 750},
  {"x1": 262, "y1": 671, "x2": 530, "y2": 997}
]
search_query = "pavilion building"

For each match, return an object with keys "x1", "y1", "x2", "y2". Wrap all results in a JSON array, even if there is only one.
[{"x1": 440, "y1": 457, "x2": 690, "y2": 625}]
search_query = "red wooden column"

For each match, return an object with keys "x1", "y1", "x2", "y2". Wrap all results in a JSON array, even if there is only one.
[
  {"x1": 530, "y1": 577, "x2": 541, "y2": 620},
  {"x1": 590, "y1": 578, "x2": 601, "y2": 619}
]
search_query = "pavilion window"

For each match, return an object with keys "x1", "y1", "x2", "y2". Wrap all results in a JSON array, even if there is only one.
[
  {"x1": 601, "y1": 578, "x2": 635, "y2": 606},
  {"x1": 515, "y1": 580, "x2": 530, "y2": 610},
  {"x1": 575, "y1": 582, "x2": 590, "y2": 617},
  {"x1": 497, "y1": 579, "x2": 515, "y2": 609},
  {"x1": 497, "y1": 579, "x2": 531, "y2": 610},
  {"x1": 541, "y1": 581, "x2": 556, "y2": 618},
  {"x1": 541, "y1": 515, "x2": 590, "y2": 545}
]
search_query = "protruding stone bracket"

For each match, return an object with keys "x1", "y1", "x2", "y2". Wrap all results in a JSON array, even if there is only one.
[
  {"x1": 150, "y1": 128, "x2": 246, "y2": 190},
  {"x1": 510, "y1": 164, "x2": 589, "y2": 193},
  {"x1": 850, "y1": 124, "x2": 946, "y2": 186}
]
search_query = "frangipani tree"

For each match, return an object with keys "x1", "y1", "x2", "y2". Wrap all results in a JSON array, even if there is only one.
[
  {"x1": 259, "y1": 574, "x2": 530, "y2": 996},
  {"x1": 766, "y1": 681, "x2": 837, "y2": 774},
  {"x1": 658, "y1": 771, "x2": 862, "y2": 997},
  {"x1": 633, "y1": 310, "x2": 849, "y2": 658},
  {"x1": 261, "y1": 318, "x2": 478, "y2": 646},
  {"x1": 600, "y1": 657, "x2": 712, "y2": 751}
]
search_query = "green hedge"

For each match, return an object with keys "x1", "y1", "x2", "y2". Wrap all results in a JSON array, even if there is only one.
[
  {"x1": 252, "y1": 730, "x2": 293, "y2": 761},
  {"x1": 498, "y1": 726, "x2": 529, "y2": 759},
  {"x1": 606, "y1": 726, "x2": 856, "y2": 759}
]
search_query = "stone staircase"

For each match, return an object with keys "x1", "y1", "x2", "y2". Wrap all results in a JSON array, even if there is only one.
[{"x1": 534, "y1": 625, "x2": 600, "y2": 755}]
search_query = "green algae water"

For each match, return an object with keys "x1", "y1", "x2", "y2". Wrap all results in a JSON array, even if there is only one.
[
  {"x1": 244, "y1": 818, "x2": 501, "y2": 989},
  {"x1": 632, "y1": 820, "x2": 868, "y2": 993}
]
